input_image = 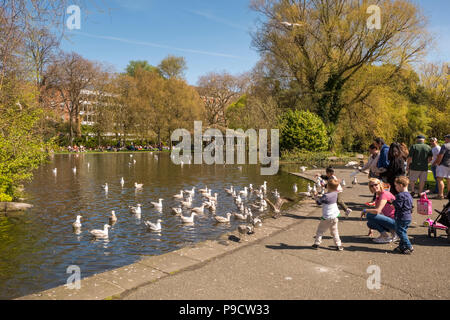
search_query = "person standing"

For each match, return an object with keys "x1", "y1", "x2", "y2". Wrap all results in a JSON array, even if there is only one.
[
  {"x1": 407, "y1": 135, "x2": 432, "y2": 197},
  {"x1": 360, "y1": 144, "x2": 382, "y2": 179},
  {"x1": 434, "y1": 134, "x2": 450, "y2": 200},
  {"x1": 374, "y1": 137, "x2": 390, "y2": 180},
  {"x1": 430, "y1": 138, "x2": 441, "y2": 194},
  {"x1": 382, "y1": 143, "x2": 406, "y2": 196},
  {"x1": 392, "y1": 177, "x2": 414, "y2": 255}
]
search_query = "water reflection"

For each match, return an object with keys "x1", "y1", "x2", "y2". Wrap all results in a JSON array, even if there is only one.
[{"x1": 0, "y1": 152, "x2": 308, "y2": 299}]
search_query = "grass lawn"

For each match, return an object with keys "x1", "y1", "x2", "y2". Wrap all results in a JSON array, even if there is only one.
[{"x1": 420, "y1": 171, "x2": 448, "y2": 195}]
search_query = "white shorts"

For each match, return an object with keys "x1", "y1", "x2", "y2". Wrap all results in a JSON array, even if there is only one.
[{"x1": 436, "y1": 165, "x2": 450, "y2": 179}]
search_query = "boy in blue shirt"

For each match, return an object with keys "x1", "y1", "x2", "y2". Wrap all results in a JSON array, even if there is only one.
[{"x1": 392, "y1": 176, "x2": 414, "y2": 254}]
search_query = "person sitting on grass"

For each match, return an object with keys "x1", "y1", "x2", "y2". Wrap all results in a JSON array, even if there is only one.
[
  {"x1": 315, "y1": 167, "x2": 352, "y2": 217},
  {"x1": 361, "y1": 178, "x2": 399, "y2": 244},
  {"x1": 392, "y1": 176, "x2": 414, "y2": 255},
  {"x1": 312, "y1": 179, "x2": 344, "y2": 251}
]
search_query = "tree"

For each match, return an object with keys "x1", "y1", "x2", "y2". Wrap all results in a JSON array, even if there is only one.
[
  {"x1": 279, "y1": 110, "x2": 328, "y2": 152},
  {"x1": 251, "y1": 0, "x2": 431, "y2": 131},
  {"x1": 158, "y1": 55, "x2": 187, "y2": 80},
  {"x1": 197, "y1": 71, "x2": 244, "y2": 126},
  {"x1": 125, "y1": 60, "x2": 159, "y2": 77},
  {"x1": 44, "y1": 52, "x2": 102, "y2": 144},
  {"x1": 165, "y1": 77, "x2": 205, "y2": 147}
]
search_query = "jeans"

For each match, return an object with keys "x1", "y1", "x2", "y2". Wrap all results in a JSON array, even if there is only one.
[
  {"x1": 395, "y1": 219, "x2": 412, "y2": 250},
  {"x1": 431, "y1": 166, "x2": 438, "y2": 194},
  {"x1": 366, "y1": 213, "x2": 396, "y2": 234}
]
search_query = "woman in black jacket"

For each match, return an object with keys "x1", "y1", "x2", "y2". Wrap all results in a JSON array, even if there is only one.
[{"x1": 382, "y1": 142, "x2": 406, "y2": 195}]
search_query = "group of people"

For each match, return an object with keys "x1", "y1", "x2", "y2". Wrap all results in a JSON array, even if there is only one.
[
  {"x1": 310, "y1": 134, "x2": 450, "y2": 255},
  {"x1": 361, "y1": 135, "x2": 450, "y2": 200}
]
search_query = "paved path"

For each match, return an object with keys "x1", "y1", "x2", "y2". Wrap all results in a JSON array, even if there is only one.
[
  {"x1": 122, "y1": 169, "x2": 449, "y2": 300},
  {"x1": 19, "y1": 169, "x2": 450, "y2": 300}
]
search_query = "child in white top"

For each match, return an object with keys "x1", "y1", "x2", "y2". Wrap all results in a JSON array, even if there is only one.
[{"x1": 313, "y1": 179, "x2": 344, "y2": 251}]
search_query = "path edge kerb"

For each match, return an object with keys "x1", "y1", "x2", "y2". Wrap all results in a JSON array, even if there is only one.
[{"x1": 16, "y1": 195, "x2": 319, "y2": 300}]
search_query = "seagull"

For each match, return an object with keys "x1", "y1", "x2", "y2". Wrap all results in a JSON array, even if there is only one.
[
  {"x1": 181, "y1": 197, "x2": 192, "y2": 208},
  {"x1": 180, "y1": 212, "x2": 197, "y2": 224},
  {"x1": 53, "y1": 168, "x2": 57, "y2": 175},
  {"x1": 342, "y1": 179, "x2": 346, "y2": 187},
  {"x1": 102, "y1": 183, "x2": 108, "y2": 192},
  {"x1": 238, "y1": 224, "x2": 255, "y2": 241},
  {"x1": 135, "y1": 182, "x2": 143, "y2": 190},
  {"x1": 151, "y1": 199, "x2": 164, "y2": 210},
  {"x1": 240, "y1": 187, "x2": 249, "y2": 197},
  {"x1": 173, "y1": 190, "x2": 184, "y2": 199},
  {"x1": 345, "y1": 161, "x2": 359, "y2": 167},
  {"x1": 280, "y1": 21, "x2": 304, "y2": 28},
  {"x1": 184, "y1": 187, "x2": 195, "y2": 196},
  {"x1": 352, "y1": 176, "x2": 358, "y2": 185},
  {"x1": 144, "y1": 219, "x2": 162, "y2": 232},
  {"x1": 90, "y1": 224, "x2": 110, "y2": 239},
  {"x1": 72, "y1": 167, "x2": 77, "y2": 174},
  {"x1": 307, "y1": 184, "x2": 312, "y2": 193},
  {"x1": 298, "y1": 192, "x2": 312, "y2": 197},
  {"x1": 87, "y1": 163, "x2": 90, "y2": 169},
  {"x1": 120, "y1": 177, "x2": 125, "y2": 186},
  {"x1": 225, "y1": 186, "x2": 234, "y2": 195},
  {"x1": 233, "y1": 212, "x2": 248, "y2": 221},
  {"x1": 252, "y1": 217, "x2": 263, "y2": 228},
  {"x1": 109, "y1": 211, "x2": 117, "y2": 224},
  {"x1": 198, "y1": 186, "x2": 208, "y2": 193},
  {"x1": 191, "y1": 204, "x2": 205, "y2": 214},
  {"x1": 312, "y1": 184, "x2": 317, "y2": 194},
  {"x1": 293, "y1": 184, "x2": 298, "y2": 193},
  {"x1": 214, "y1": 213, "x2": 232, "y2": 223},
  {"x1": 171, "y1": 207, "x2": 182, "y2": 216},
  {"x1": 300, "y1": 166, "x2": 307, "y2": 172},
  {"x1": 72, "y1": 215, "x2": 82, "y2": 229},
  {"x1": 264, "y1": 196, "x2": 293, "y2": 219},
  {"x1": 129, "y1": 204, "x2": 142, "y2": 215}
]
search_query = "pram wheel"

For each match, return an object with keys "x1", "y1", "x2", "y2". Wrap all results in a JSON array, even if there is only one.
[
  {"x1": 428, "y1": 228, "x2": 432, "y2": 238},
  {"x1": 433, "y1": 229, "x2": 437, "y2": 238}
]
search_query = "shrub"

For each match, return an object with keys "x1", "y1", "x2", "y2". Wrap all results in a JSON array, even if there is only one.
[{"x1": 279, "y1": 110, "x2": 328, "y2": 152}]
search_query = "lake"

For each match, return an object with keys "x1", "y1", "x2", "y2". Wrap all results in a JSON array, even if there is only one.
[{"x1": 0, "y1": 152, "x2": 308, "y2": 299}]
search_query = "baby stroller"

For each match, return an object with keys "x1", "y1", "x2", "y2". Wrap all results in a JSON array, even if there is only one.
[{"x1": 427, "y1": 191, "x2": 450, "y2": 240}]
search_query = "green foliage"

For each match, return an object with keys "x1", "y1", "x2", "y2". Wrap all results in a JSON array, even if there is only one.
[
  {"x1": 281, "y1": 150, "x2": 357, "y2": 166},
  {"x1": 225, "y1": 95, "x2": 248, "y2": 129},
  {"x1": 125, "y1": 60, "x2": 160, "y2": 77},
  {"x1": 279, "y1": 110, "x2": 328, "y2": 152},
  {"x1": 0, "y1": 103, "x2": 51, "y2": 201}
]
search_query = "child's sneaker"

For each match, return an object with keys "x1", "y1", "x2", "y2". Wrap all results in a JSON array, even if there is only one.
[
  {"x1": 401, "y1": 248, "x2": 414, "y2": 255},
  {"x1": 312, "y1": 244, "x2": 319, "y2": 249},
  {"x1": 345, "y1": 208, "x2": 352, "y2": 218},
  {"x1": 373, "y1": 235, "x2": 392, "y2": 244},
  {"x1": 337, "y1": 246, "x2": 344, "y2": 251},
  {"x1": 365, "y1": 202, "x2": 376, "y2": 207}
]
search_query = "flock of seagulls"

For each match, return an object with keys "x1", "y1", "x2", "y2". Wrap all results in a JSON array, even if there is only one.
[{"x1": 66, "y1": 156, "x2": 295, "y2": 242}]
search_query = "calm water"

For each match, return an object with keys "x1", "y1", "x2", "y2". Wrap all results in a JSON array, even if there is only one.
[{"x1": 0, "y1": 152, "x2": 308, "y2": 299}]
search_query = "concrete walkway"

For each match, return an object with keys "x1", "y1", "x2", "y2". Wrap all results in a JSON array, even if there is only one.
[{"x1": 19, "y1": 169, "x2": 450, "y2": 300}]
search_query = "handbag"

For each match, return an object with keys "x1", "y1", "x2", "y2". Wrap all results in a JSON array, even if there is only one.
[{"x1": 417, "y1": 193, "x2": 433, "y2": 216}]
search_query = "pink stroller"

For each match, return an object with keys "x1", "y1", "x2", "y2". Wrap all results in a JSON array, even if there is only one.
[{"x1": 426, "y1": 192, "x2": 450, "y2": 240}]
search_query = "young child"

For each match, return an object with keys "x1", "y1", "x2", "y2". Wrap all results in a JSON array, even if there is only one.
[
  {"x1": 315, "y1": 167, "x2": 352, "y2": 217},
  {"x1": 392, "y1": 176, "x2": 414, "y2": 254},
  {"x1": 312, "y1": 179, "x2": 344, "y2": 251}
]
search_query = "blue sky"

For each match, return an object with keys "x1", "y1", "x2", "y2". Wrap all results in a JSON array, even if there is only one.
[{"x1": 61, "y1": 0, "x2": 450, "y2": 85}]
